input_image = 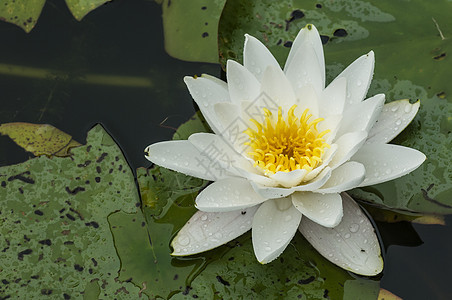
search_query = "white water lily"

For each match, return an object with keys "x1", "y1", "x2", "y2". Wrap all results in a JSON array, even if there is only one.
[{"x1": 145, "y1": 24, "x2": 425, "y2": 276}]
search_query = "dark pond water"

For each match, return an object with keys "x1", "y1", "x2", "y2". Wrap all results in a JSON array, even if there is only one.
[{"x1": 0, "y1": 0, "x2": 450, "y2": 299}]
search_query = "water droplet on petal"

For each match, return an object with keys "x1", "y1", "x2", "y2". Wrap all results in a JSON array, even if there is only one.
[
  {"x1": 404, "y1": 104, "x2": 412, "y2": 113},
  {"x1": 214, "y1": 232, "x2": 223, "y2": 239},
  {"x1": 349, "y1": 223, "x2": 360, "y2": 233},
  {"x1": 385, "y1": 168, "x2": 392, "y2": 175},
  {"x1": 201, "y1": 215, "x2": 208, "y2": 221},
  {"x1": 344, "y1": 233, "x2": 351, "y2": 239},
  {"x1": 395, "y1": 120, "x2": 402, "y2": 126},
  {"x1": 391, "y1": 106, "x2": 399, "y2": 112},
  {"x1": 178, "y1": 236, "x2": 190, "y2": 246},
  {"x1": 357, "y1": 80, "x2": 362, "y2": 86},
  {"x1": 264, "y1": 246, "x2": 272, "y2": 251}
]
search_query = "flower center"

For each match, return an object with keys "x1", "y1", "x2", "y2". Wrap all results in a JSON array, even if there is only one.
[{"x1": 245, "y1": 105, "x2": 330, "y2": 175}]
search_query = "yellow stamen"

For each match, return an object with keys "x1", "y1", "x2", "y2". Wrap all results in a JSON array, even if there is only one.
[{"x1": 245, "y1": 105, "x2": 330, "y2": 175}]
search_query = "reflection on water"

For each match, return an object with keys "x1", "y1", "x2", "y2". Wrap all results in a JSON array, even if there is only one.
[{"x1": 0, "y1": 0, "x2": 450, "y2": 299}]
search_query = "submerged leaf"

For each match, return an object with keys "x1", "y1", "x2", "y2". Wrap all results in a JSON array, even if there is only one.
[
  {"x1": 0, "y1": 122, "x2": 81, "y2": 157},
  {"x1": 0, "y1": 124, "x2": 145, "y2": 299},
  {"x1": 0, "y1": 0, "x2": 45, "y2": 33}
]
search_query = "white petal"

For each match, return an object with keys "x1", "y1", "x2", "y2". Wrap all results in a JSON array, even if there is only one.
[
  {"x1": 260, "y1": 66, "x2": 297, "y2": 109},
  {"x1": 213, "y1": 102, "x2": 250, "y2": 153},
  {"x1": 251, "y1": 167, "x2": 332, "y2": 199},
  {"x1": 303, "y1": 144, "x2": 338, "y2": 182},
  {"x1": 292, "y1": 192, "x2": 343, "y2": 227},
  {"x1": 243, "y1": 34, "x2": 281, "y2": 82},
  {"x1": 329, "y1": 131, "x2": 368, "y2": 169},
  {"x1": 196, "y1": 178, "x2": 266, "y2": 212},
  {"x1": 144, "y1": 140, "x2": 230, "y2": 181},
  {"x1": 285, "y1": 44, "x2": 324, "y2": 96},
  {"x1": 319, "y1": 77, "x2": 346, "y2": 117},
  {"x1": 287, "y1": 166, "x2": 332, "y2": 192},
  {"x1": 184, "y1": 75, "x2": 229, "y2": 134},
  {"x1": 200, "y1": 73, "x2": 229, "y2": 89},
  {"x1": 188, "y1": 132, "x2": 250, "y2": 175},
  {"x1": 269, "y1": 169, "x2": 308, "y2": 188},
  {"x1": 252, "y1": 198, "x2": 302, "y2": 263},
  {"x1": 352, "y1": 144, "x2": 426, "y2": 187},
  {"x1": 293, "y1": 84, "x2": 319, "y2": 118},
  {"x1": 331, "y1": 51, "x2": 375, "y2": 107},
  {"x1": 237, "y1": 168, "x2": 279, "y2": 187},
  {"x1": 366, "y1": 99, "x2": 420, "y2": 144},
  {"x1": 299, "y1": 193, "x2": 383, "y2": 276},
  {"x1": 250, "y1": 181, "x2": 296, "y2": 199},
  {"x1": 316, "y1": 162, "x2": 365, "y2": 193},
  {"x1": 226, "y1": 60, "x2": 261, "y2": 105},
  {"x1": 285, "y1": 24, "x2": 325, "y2": 86},
  {"x1": 171, "y1": 206, "x2": 258, "y2": 256},
  {"x1": 337, "y1": 94, "x2": 385, "y2": 137},
  {"x1": 318, "y1": 114, "x2": 343, "y2": 144}
]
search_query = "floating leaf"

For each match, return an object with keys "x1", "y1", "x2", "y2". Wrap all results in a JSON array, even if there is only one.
[
  {"x1": 0, "y1": 0, "x2": 45, "y2": 32},
  {"x1": 0, "y1": 122, "x2": 81, "y2": 157},
  {"x1": 0, "y1": 0, "x2": 112, "y2": 32},
  {"x1": 65, "y1": 0, "x2": 112, "y2": 21},
  {"x1": 343, "y1": 278, "x2": 380, "y2": 300},
  {"x1": 0, "y1": 124, "x2": 145, "y2": 299},
  {"x1": 218, "y1": 0, "x2": 395, "y2": 68},
  {"x1": 160, "y1": 0, "x2": 227, "y2": 63},
  {"x1": 172, "y1": 112, "x2": 211, "y2": 141}
]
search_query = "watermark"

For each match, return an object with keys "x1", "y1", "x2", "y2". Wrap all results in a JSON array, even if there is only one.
[{"x1": 195, "y1": 91, "x2": 279, "y2": 179}]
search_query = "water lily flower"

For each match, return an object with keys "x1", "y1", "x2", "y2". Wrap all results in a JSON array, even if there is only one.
[{"x1": 145, "y1": 24, "x2": 425, "y2": 276}]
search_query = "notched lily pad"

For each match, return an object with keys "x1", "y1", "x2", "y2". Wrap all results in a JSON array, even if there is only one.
[
  {"x1": 0, "y1": 122, "x2": 81, "y2": 157},
  {"x1": 0, "y1": 0, "x2": 112, "y2": 32},
  {"x1": 65, "y1": 0, "x2": 112, "y2": 21},
  {"x1": 0, "y1": 124, "x2": 145, "y2": 299},
  {"x1": 0, "y1": 0, "x2": 45, "y2": 32}
]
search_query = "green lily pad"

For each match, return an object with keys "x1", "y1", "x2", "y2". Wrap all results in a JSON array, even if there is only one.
[
  {"x1": 0, "y1": 0, "x2": 45, "y2": 33},
  {"x1": 0, "y1": 0, "x2": 112, "y2": 32},
  {"x1": 65, "y1": 0, "x2": 112, "y2": 21},
  {"x1": 0, "y1": 124, "x2": 145, "y2": 299},
  {"x1": 0, "y1": 122, "x2": 82, "y2": 157},
  {"x1": 160, "y1": 0, "x2": 227, "y2": 63}
]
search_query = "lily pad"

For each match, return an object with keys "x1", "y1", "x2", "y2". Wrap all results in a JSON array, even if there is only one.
[
  {"x1": 65, "y1": 0, "x2": 112, "y2": 21},
  {"x1": 160, "y1": 0, "x2": 227, "y2": 63},
  {"x1": 0, "y1": 122, "x2": 81, "y2": 157},
  {"x1": 0, "y1": 0, "x2": 112, "y2": 32},
  {"x1": 0, "y1": 0, "x2": 45, "y2": 33},
  {"x1": 0, "y1": 124, "x2": 144, "y2": 299}
]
